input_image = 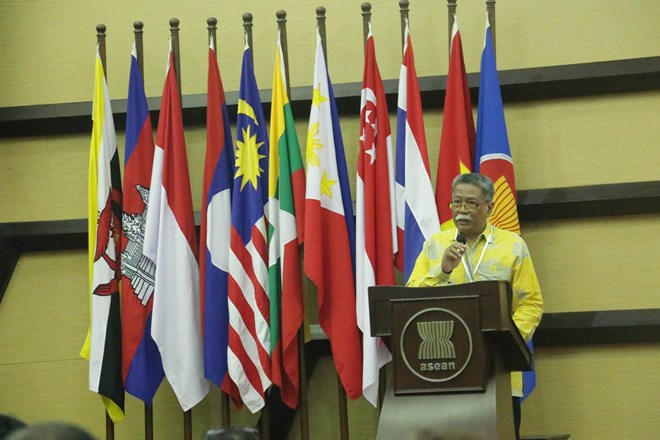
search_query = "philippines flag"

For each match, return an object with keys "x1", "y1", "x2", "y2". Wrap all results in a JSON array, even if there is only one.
[
  {"x1": 475, "y1": 17, "x2": 521, "y2": 235},
  {"x1": 356, "y1": 27, "x2": 396, "y2": 407},
  {"x1": 201, "y1": 38, "x2": 234, "y2": 388},
  {"x1": 394, "y1": 22, "x2": 440, "y2": 283},
  {"x1": 304, "y1": 31, "x2": 363, "y2": 400},
  {"x1": 225, "y1": 43, "x2": 272, "y2": 413},
  {"x1": 121, "y1": 45, "x2": 164, "y2": 404},
  {"x1": 436, "y1": 16, "x2": 475, "y2": 229},
  {"x1": 143, "y1": 45, "x2": 209, "y2": 411}
]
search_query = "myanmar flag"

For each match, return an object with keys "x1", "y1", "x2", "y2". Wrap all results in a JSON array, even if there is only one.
[{"x1": 267, "y1": 33, "x2": 305, "y2": 409}]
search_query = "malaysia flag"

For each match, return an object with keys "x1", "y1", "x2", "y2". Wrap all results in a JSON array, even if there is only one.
[{"x1": 225, "y1": 44, "x2": 272, "y2": 414}]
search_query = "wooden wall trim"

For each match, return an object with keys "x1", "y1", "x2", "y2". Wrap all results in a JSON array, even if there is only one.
[
  {"x1": 533, "y1": 308, "x2": 660, "y2": 346},
  {"x1": 2, "y1": 181, "x2": 658, "y2": 253},
  {"x1": 2, "y1": 57, "x2": 658, "y2": 137}
]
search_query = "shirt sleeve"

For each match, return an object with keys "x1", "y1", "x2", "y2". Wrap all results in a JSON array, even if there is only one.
[
  {"x1": 406, "y1": 238, "x2": 451, "y2": 287},
  {"x1": 510, "y1": 239, "x2": 544, "y2": 341}
]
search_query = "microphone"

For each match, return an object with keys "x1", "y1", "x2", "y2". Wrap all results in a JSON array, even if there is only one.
[{"x1": 455, "y1": 233, "x2": 475, "y2": 281}]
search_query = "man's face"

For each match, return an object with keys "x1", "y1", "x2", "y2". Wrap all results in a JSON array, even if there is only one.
[{"x1": 451, "y1": 183, "x2": 493, "y2": 237}]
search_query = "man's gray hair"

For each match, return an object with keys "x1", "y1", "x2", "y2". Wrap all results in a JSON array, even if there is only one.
[{"x1": 451, "y1": 173, "x2": 494, "y2": 201}]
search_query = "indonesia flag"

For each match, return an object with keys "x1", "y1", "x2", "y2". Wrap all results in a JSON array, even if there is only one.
[
  {"x1": 394, "y1": 22, "x2": 440, "y2": 283},
  {"x1": 436, "y1": 16, "x2": 475, "y2": 229},
  {"x1": 121, "y1": 45, "x2": 164, "y2": 405},
  {"x1": 201, "y1": 38, "x2": 234, "y2": 387},
  {"x1": 304, "y1": 31, "x2": 363, "y2": 400},
  {"x1": 356, "y1": 27, "x2": 396, "y2": 407},
  {"x1": 225, "y1": 44, "x2": 271, "y2": 414},
  {"x1": 475, "y1": 17, "x2": 521, "y2": 235},
  {"x1": 143, "y1": 46, "x2": 209, "y2": 411}
]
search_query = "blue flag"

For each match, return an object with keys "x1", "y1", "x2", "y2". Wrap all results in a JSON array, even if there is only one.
[
  {"x1": 224, "y1": 45, "x2": 272, "y2": 413},
  {"x1": 201, "y1": 41, "x2": 235, "y2": 387}
]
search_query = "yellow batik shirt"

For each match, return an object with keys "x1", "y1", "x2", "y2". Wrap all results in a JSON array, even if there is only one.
[{"x1": 406, "y1": 223, "x2": 543, "y2": 397}]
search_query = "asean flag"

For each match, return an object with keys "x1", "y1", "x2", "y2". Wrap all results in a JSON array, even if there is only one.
[{"x1": 475, "y1": 18, "x2": 520, "y2": 235}]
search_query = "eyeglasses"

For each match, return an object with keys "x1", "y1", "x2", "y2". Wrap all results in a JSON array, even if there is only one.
[{"x1": 448, "y1": 200, "x2": 490, "y2": 211}]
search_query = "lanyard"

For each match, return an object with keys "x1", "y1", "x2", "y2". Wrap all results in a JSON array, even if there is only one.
[{"x1": 460, "y1": 225, "x2": 493, "y2": 282}]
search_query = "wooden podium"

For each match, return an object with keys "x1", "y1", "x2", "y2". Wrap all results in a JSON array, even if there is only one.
[{"x1": 369, "y1": 281, "x2": 532, "y2": 440}]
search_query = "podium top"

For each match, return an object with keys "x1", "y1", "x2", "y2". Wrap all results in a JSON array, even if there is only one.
[{"x1": 368, "y1": 281, "x2": 533, "y2": 371}]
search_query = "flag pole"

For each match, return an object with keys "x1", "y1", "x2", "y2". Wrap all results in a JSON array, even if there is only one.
[
  {"x1": 169, "y1": 20, "x2": 192, "y2": 440},
  {"x1": 132, "y1": 22, "x2": 155, "y2": 440},
  {"x1": 95, "y1": 23, "x2": 115, "y2": 440},
  {"x1": 243, "y1": 13, "x2": 254, "y2": 64},
  {"x1": 169, "y1": 18, "x2": 183, "y2": 104},
  {"x1": 486, "y1": 0, "x2": 496, "y2": 57},
  {"x1": 276, "y1": 9, "x2": 310, "y2": 440},
  {"x1": 134, "y1": 21, "x2": 145, "y2": 80},
  {"x1": 447, "y1": 0, "x2": 456, "y2": 59},
  {"x1": 316, "y1": 7, "x2": 327, "y2": 66},
  {"x1": 316, "y1": 8, "x2": 349, "y2": 440},
  {"x1": 361, "y1": 2, "x2": 371, "y2": 48},
  {"x1": 206, "y1": 15, "x2": 232, "y2": 430},
  {"x1": 399, "y1": 0, "x2": 409, "y2": 56},
  {"x1": 96, "y1": 24, "x2": 108, "y2": 78}
]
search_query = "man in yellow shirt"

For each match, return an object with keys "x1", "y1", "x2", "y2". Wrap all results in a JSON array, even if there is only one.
[{"x1": 407, "y1": 173, "x2": 543, "y2": 440}]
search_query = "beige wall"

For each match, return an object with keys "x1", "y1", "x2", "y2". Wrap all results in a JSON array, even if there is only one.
[{"x1": 1, "y1": 0, "x2": 659, "y2": 439}]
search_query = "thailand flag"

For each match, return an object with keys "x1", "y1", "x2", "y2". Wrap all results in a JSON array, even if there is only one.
[
  {"x1": 143, "y1": 46, "x2": 209, "y2": 411},
  {"x1": 121, "y1": 46, "x2": 164, "y2": 405},
  {"x1": 201, "y1": 38, "x2": 234, "y2": 388},
  {"x1": 395, "y1": 22, "x2": 440, "y2": 283}
]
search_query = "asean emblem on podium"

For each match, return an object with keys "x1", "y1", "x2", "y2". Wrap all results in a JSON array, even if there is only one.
[{"x1": 392, "y1": 295, "x2": 487, "y2": 395}]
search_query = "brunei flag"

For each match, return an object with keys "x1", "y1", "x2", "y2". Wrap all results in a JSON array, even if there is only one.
[
  {"x1": 81, "y1": 46, "x2": 125, "y2": 422},
  {"x1": 475, "y1": 17, "x2": 520, "y2": 235},
  {"x1": 267, "y1": 32, "x2": 305, "y2": 409}
]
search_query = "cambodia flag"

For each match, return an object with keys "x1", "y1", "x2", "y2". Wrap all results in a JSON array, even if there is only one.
[
  {"x1": 395, "y1": 23, "x2": 440, "y2": 283},
  {"x1": 201, "y1": 39, "x2": 234, "y2": 388},
  {"x1": 356, "y1": 27, "x2": 396, "y2": 407},
  {"x1": 121, "y1": 46, "x2": 164, "y2": 405},
  {"x1": 143, "y1": 46, "x2": 209, "y2": 411}
]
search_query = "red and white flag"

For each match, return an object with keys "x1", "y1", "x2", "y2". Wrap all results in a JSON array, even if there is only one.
[
  {"x1": 356, "y1": 27, "x2": 396, "y2": 406},
  {"x1": 143, "y1": 46, "x2": 209, "y2": 411}
]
